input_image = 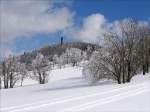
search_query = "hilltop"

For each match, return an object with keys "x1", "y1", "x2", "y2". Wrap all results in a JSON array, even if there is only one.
[{"x1": 19, "y1": 42, "x2": 99, "y2": 64}]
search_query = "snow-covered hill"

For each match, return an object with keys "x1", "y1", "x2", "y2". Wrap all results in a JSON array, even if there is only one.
[{"x1": 1, "y1": 67, "x2": 150, "y2": 112}]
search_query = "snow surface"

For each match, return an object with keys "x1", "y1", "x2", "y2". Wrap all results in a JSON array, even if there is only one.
[{"x1": 1, "y1": 67, "x2": 150, "y2": 112}]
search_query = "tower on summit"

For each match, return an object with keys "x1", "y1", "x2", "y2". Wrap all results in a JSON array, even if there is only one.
[{"x1": 60, "y1": 36, "x2": 64, "y2": 46}]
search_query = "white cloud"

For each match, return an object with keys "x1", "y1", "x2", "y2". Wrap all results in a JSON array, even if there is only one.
[
  {"x1": 109, "y1": 19, "x2": 150, "y2": 37},
  {"x1": 1, "y1": 0, "x2": 74, "y2": 42},
  {"x1": 0, "y1": 0, "x2": 74, "y2": 58},
  {"x1": 0, "y1": 47, "x2": 14, "y2": 59},
  {"x1": 67, "y1": 13, "x2": 107, "y2": 44},
  {"x1": 67, "y1": 14, "x2": 150, "y2": 45}
]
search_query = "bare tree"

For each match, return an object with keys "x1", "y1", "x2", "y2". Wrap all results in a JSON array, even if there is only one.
[
  {"x1": 32, "y1": 53, "x2": 51, "y2": 84},
  {"x1": 57, "y1": 48, "x2": 83, "y2": 67},
  {"x1": 65, "y1": 48, "x2": 83, "y2": 66},
  {"x1": 7, "y1": 56, "x2": 22, "y2": 88},
  {"x1": 1, "y1": 60, "x2": 9, "y2": 88},
  {"x1": 86, "y1": 45, "x2": 93, "y2": 60},
  {"x1": 19, "y1": 63, "x2": 27, "y2": 86},
  {"x1": 118, "y1": 19, "x2": 141, "y2": 82},
  {"x1": 83, "y1": 18, "x2": 149, "y2": 84},
  {"x1": 83, "y1": 48, "x2": 122, "y2": 84},
  {"x1": 0, "y1": 55, "x2": 24, "y2": 88},
  {"x1": 138, "y1": 25, "x2": 150, "y2": 75}
]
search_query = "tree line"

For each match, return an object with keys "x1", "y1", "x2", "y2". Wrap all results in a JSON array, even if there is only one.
[{"x1": 0, "y1": 47, "x2": 89, "y2": 89}]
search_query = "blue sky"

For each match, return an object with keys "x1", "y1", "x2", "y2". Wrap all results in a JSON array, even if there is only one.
[
  {"x1": 73, "y1": 0, "x2": 150, "y2": 21},
  {"x1": 1, "y1": 0, "x2": 150, "y2": 58}
]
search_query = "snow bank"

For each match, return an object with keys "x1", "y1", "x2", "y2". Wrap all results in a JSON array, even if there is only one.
[{"x1": 131, "y1": 72, "x2": 150, "y2": 83}]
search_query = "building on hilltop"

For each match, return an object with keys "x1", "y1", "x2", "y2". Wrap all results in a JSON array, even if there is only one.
[{"x1": 61, "y1": 36, "x2": 64, "y2": 46}]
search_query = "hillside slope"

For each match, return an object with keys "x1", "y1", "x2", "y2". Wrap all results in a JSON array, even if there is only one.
[{"x1": 1, "y1": 67, "x2": 150, "y2": 112}]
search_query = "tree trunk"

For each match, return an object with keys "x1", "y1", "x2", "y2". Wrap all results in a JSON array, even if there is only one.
[
  {"x1": 10, "y1": 72, "x2": 13, "y2": 88},
  {"x1": 143, "y1": 65, "x2": 146, "y2": 75},
  {"x1": 21, "y1": 79, "x2": 23, "y2": 86},
  {"x1": 73, "y1": 62, "x2": 76, "y2": 67},
  {"x1": 126, "y1": 77, "x2": 131, "y2": 82},
  {"x1": 117, "y1": 78, "x2": 121, "y2": 84},
  {"x1": 122, "y1": 66, "x2": 125, "y2": 83},
  {"x1": 41, "y1": 73, "x2": 45, "y2": 84},
  {"x1": 4, "y1": 75, "x2": 7, "y2": 88},
  {"x1": 146, "y1": 56, "x2": 149, "y2": 73},
  {"x1": 146, "y1": 62, "x2": 149, "y2": 73},
  {"x1": 0, "y1": 77, "x2": 1, "y2": 89},
  {"x1": 117, "y1": 74, "x2": 121, "y2": 84},
  {"x1": 43, "y1": 73, "x2": 45, "y2": 84},
  {"x1": 4, "y1": 71, "x2": 9, "y2": 89},
  {"x1": 39, "y1": 73, "x2": 42, "y2": 84},
  {"x1": 127, "y1": 61, "x2": 131, "y2": 82},
  {"x1": 4, "y1": 74, "x2": 8, "y2": 89}
]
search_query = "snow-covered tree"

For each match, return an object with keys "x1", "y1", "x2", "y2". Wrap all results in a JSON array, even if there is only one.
[
  {"x1": 8, "y1": 56, "x2": 24, "y2": 88},
  {"x1": 86, "y1": 45, "x2": 93, "y2": 60},
  {"x1": 32, "y1": 53, "x2": 51, "y2": 84},
  {"x1": 65, "y1": 48, "x2": 83, "y2": 66},
  {"x1": 82, "y1": 51, "x2": 88, "y2": 61},
  {"x1": 84, "y1": 18, "x2": 150, "y2": 84},
  {"x1": 52, "y1": 48, "x2": 87, "y2": 68},
  {"x1": 19, "y1": 63, "x2": 27, "y2": 86},
  {"x1": 53, "y1": 54, "x2": 59, "y2": 65},
  {"x1": 59, "y1": 52, "x2": 68, "y2": 67},
  {"x1": 137, "y1": 24, "x2": 150, "y2": 75},
  {"x1": 1, "y1": 60, "x2": 9, "y2": 88},
  {"x1": 82, "y1": 50, "x2": 118, "y2": 83},
  {"x1": 105, "y1": 19, "x2": 147, "y2": 82},
  {"x1": 57, "y1": 48, "x2": 84, "y2": 67},
  {"x1": 1, "y1": 55, "x2": 24, "y2": 88}
]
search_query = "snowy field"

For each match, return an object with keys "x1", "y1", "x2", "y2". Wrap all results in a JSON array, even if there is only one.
[{"x1": 1, "y1": 67, "x2": 150, "y2": 112}]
